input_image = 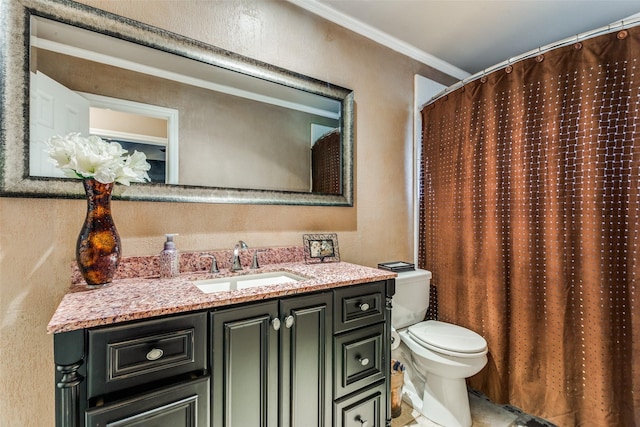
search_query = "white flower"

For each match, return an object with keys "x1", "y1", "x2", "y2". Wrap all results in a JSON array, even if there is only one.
[
  {"x1": 117, "y1": 151, "x2": 152, "y2": 185},
  {"x1": 44, "y1": 133, "x2": 151, "y2": 185}
]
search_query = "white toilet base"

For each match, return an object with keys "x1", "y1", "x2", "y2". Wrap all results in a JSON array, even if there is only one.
[
  {"x1": 393, "y1": 340, "x2": 474, "y2": 427},
  {"x1": 421, "y1": 374, "x2": 471, "y2": 427},
  {"x1": 400, "y1": 374, "x2": 472, "y2": 427}
]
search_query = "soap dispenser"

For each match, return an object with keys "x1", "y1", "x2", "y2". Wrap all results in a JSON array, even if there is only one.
[{"x1": 159, "y1": 234, "x2": 180, "y2": 278}]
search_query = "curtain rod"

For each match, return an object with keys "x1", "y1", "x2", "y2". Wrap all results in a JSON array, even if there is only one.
[{"x1": 424, "y1": 14, "x2": 640, "y2": 108}]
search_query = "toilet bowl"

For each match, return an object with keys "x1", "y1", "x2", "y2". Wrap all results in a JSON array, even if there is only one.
[{"x1": 391, "y1": 269, "x2": 487, "y2": 427}]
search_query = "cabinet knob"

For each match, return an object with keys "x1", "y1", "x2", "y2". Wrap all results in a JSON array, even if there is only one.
[
  {"x1": 357, "y1": 356, "x2": 370, "y2": 366},
  {"x1": 284, "y1": 315, "x2": 295, "y2": 329},
  {"x1": 358, "y1": 302, "x2": 370, "y2": 312},
  {"x1": 271, "y1": 317, "x2": 281, "y2": 331},
  {"x1": 357, "y1": 416, "x2": 368, "y2": 427},
  {"x1": 146, "y1": 348, "x2": 164, "y2": 361}
]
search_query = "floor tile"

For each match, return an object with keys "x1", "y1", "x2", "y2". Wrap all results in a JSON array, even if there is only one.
[
  {"x1": 468, "y1": 393, "x2": 518, "y2": 427},
  {"x1": 391, "y1": 392, "x2": 520, "y2": 427},
  {"x1": 391, "y1": 401, "x2": 439, "y2": 427}
]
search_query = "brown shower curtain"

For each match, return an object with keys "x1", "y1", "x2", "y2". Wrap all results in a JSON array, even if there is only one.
[{"x1": 419, "y1": 27, "x2": 639, "y2": 426}]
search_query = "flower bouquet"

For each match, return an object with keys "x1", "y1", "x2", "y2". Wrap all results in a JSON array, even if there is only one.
[
  {"x1": 45, "y1": 132, "x2": 151, "y2": 185},
  {"x1": 45, "y1": 133, "x2": 151, "y2": 287}
]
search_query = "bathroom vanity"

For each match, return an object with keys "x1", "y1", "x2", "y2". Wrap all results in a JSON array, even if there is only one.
[{"x1": 49, "y1": 258, "x2": 396, "y2": 427}]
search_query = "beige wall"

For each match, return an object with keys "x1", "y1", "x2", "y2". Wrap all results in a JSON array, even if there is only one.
[{"x1": 0, "y1": 1, "x2": 455, "y2": 424}]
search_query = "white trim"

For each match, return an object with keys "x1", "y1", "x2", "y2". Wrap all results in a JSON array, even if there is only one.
[
  {"x1": 79, "y1": 93, "x2": 180, "y2": 185},
  {"x1": 287, "y1": 0, "x2": 471, "y2": 80},
  {"x1": 88, "y1": 128, "x2": 168, "y2": 146}
]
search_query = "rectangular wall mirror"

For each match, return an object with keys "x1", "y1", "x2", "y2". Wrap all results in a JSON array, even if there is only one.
[{"x1": 1, "y1": 0, "x2": 354, "y2": 206}]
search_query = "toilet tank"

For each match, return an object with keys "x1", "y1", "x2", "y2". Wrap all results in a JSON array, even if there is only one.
[{"x1": 392, "y1": 269, "x2": 432, "y2": 329}]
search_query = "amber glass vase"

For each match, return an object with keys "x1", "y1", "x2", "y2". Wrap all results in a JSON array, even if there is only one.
[{"x1": 76, "y1": 179, "x2": 121, "y2": 287}]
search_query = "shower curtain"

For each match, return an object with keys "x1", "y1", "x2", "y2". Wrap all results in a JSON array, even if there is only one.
[{"x1": 419, "y1": 26, "x2": 639, "y2": 426}]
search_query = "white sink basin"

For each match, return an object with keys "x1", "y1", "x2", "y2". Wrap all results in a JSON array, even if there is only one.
[{"x1": 192, "y1": 271, "x2": 306, "y2": 294}]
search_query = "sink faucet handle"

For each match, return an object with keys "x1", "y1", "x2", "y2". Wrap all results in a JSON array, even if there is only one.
[
  {"x1": 231, "y1": 241, "x2": 248, "y2": 271},
  {"x1": 199, "y1": 254, "x2": 219, "y2": 273},
  {"x1": 250, "y1": 249, "x2": 266, "y2": 269},
  {"x1": 235, "y1": 240, "x2": 248, "y2": 252}
]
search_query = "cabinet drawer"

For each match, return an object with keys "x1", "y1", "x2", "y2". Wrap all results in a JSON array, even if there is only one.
[
  {"x1": 334, "y1": 381, "x2": 385, "y2": 427},
  {"x1": 334, "y1": 282, "x2": 385, "y2": 333},
  {"x1": 85, "y1": 376, "x2": 209, "y2": 427},
  {"x1": 334, "y1": 323, "x2": 385, "y2": 398},
  {"x1": 88, "y1": 312, "x2": 207, "y2": 398}
]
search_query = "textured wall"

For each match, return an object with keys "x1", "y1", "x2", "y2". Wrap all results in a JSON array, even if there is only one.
[{"x1": 0, "y1": 0, "x2": 454, "y2": 424}]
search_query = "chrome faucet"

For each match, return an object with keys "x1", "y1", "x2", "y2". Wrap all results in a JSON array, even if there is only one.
[{"x1": 231, "y1": 240, "x2": 248, "y2": 271}]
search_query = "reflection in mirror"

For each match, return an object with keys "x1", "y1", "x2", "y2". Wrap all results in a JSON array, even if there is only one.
[
  {"x1": 30, "y1": 15, "x2": 341, "y2": 193},
  {"x1": 0, "y1": 0, "x2": 353, "y2": 206}
]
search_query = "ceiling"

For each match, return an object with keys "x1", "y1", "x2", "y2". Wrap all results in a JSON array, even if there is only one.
[{"x1": 289, "y1": 0, "x2": 640, "y2": 80}]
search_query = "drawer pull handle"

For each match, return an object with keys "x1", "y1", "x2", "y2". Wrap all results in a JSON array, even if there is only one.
[
  {"x1": 272, "y1": 317, "x2": 281, "y2": 331},
  {"x1": 358, "y1": 302, "x2": 370, "y2": 312},
  {"x1": 284, "y1": 315, "x2": 295, "y2": 329},
  {"x1": 146, "y1": 348, "x2": 164, "y2": 361},
  {"x1": 358, "y1": 356, "x2": 370, "y2": 366},
  {"x1": 357, "y1": 416, "x2": 368, "y2": 427}
]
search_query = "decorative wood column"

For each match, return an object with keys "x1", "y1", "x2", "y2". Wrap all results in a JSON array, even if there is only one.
[
  {"x1": 54, "y1": 329, "x2": 86, "y2": 427},
  {"x1": 385, "y1": 278, "x2": 396, "y2": 427},
  {"x1": 56, "y1": 361, "x2": 83, "y2": 427}
]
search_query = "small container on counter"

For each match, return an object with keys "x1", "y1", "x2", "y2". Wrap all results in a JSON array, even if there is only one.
[{"x1": 159, "y1": 234, "x2": 180, "y2": 278}]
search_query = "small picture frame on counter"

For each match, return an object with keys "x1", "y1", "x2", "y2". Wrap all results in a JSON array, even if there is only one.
[{"x1": 303, "y1": 233, "x2": 340, "y2": 263}]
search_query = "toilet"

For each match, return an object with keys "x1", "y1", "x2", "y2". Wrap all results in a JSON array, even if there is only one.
[{"x1": 391, "y1": 269, "x2": 487, "y2": 427}]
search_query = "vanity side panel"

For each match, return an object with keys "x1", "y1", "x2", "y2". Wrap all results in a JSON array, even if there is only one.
[{"x1": 54, "y1": 329, "x2": 87, "y2": 427}]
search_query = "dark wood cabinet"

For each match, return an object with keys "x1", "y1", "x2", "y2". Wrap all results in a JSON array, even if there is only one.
[
  {"x1": 334, "y1": 382, "x2": 386, "y2": 427},
  {"x1": 211, "y1": 292, "x2": 332, "y2": 427},
  {"x1": 84, "y1": 377, "x2": 209, "y2": 427},
  {"x1": 334, "y1": 323, "x2": 385, "y2": 398},
  {"x1": 53, "y1": 279, "x2": 394, "y2": 427},
  {"x1": 211, "y1": 300, "x2": 279, "y2": 427},
  {"x1": 53, "y1": 312, "x2": 209, "y2": 427},
  {"x1": 334, "y1": 281, "x2": 392, "y2": 427},
  {"x1": 87, "y1": 313, "x2": 207, "y2": 399},
  {"x1": 279, "y1": 293, "x2": 333, "y2": 427}
]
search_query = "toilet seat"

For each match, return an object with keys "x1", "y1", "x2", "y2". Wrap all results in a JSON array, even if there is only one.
[{"x1": 407, "y1": 320, "x2": 487, "y2": 358}]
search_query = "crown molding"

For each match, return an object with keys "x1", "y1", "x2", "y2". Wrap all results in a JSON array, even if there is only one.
[{"x1": 287, "y1": 0, "x2": 470, "y2": 80}]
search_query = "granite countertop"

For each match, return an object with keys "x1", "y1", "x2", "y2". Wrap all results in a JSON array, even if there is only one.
[{"x1": 47, "y1": 261, "x2": 396, "y2": 333}]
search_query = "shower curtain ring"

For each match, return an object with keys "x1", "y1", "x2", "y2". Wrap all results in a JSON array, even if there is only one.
[{"x1": 505, "y1": 59, "x2": 513, "y2": 74}]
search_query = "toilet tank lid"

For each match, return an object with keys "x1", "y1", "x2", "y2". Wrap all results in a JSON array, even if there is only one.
[
  {"x1": 396, "y1": 269, "x2": 432, "y2": 280},
  {"x1": 408, "y1": 320, "x2": 487, "y2": 354}
]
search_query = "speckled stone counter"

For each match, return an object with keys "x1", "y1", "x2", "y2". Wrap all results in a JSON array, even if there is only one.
[{"x1": 48, "y1": 247, "x2": 396, "y2": 333}]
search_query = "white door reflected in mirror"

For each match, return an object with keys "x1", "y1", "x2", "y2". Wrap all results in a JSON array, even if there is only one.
[
  {"x1": 29, "y1": 71, "x2": 89, "y2": 178},
  {"x1": 29, "y1": 71, "x2": 178, "y2": 184}
]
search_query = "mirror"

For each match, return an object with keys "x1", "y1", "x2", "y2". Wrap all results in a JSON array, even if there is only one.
[{"x1": 0, "y1": 0, "x2": 354, "y2": 206}]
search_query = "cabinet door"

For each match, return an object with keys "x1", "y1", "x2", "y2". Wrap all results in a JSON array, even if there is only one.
[
  {"x1": 334, "y1": 381, "x2": 385, "y2": 427},
  {"x1": 211, "y1": 301, "x2": 279, "y2": 427},
  {"x1": 334, "y1": 323, "x2": 385, "y2": 398},
  {"x1": 280, "y1": 293, "x2": 332, "y2": 427},
  {"x1": 84, "y1": 377, "x2": 208, "y2": 427},
  {"x1": 87, "y1": 312, "x2": 207, "y2": 399}
]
